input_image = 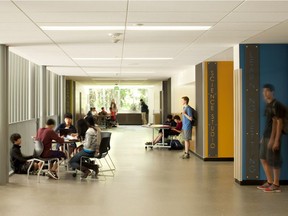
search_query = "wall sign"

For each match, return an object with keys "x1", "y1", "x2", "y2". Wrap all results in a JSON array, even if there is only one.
[
  {"x1": 245, "y1": 45, "x2": 260, "y2": 179},
  {"x1": 207, "y1": 62, "x2": 218, "y2": 157}
]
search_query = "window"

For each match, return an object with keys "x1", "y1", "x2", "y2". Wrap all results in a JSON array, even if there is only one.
[{"x1": 88, "y1": 86, "x2": 148, "y2": 113}]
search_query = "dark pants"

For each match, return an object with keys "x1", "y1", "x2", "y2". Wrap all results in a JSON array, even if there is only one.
[{"x1": 69, "y1": 150, "x2": 97, "y2": 171}]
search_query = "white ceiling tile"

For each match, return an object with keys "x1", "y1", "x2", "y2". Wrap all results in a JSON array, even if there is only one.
[
  {"x1": 124, "y1": 30, "x2": 203, "y2": 43},
  {"x1": 0, "y1": 23, "x2": 50, "y2": 45},
  {"x1": 0, "y1": 1, "x2": 20, "y2": 12},
  {"x1": 235, "y1": 1, "x2": 288, "y2": 12},
  {"x1": 9, "y1": 45, "x2": 77, "y2": 66},
  {"x1": 47, "y1": 67, "x2": 87, "y2": 76},
  {"x1": 14, "y1": 1, "x2": 127, "y2": 12},
  {"x1": 60, "y1": 44, "x2": 123, "y2": 58},
  {"x1": 212, "y1": 22, "x2": 278, "y2": 31},
  {"x1": 29, "y1": 12, "x2": 127, "y2": 23},
  {"x1": 43, "y1": 30, "x2": 125, "y2": 44},
  {"x1": 129, "y1": 1, "x2": 242, "y2": 12},
  {"x1": 221, "y1": 12, "x2": 288, "y2": 23},
  {"x1": 0, "y1": 12, "x2": 31, "y2": 23},
  {"x1": 127, "y1": 12, "x2": 228, "y2": 23},
  {"x1": 244, "y1": 20, "x2": 288, "y2": 43}
]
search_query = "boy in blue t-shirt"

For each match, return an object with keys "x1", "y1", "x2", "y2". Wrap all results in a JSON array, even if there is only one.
[{"x1": 181, "y1": 96, "x2": 193, "y2": 159}]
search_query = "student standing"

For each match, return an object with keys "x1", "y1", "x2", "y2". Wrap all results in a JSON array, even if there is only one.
[
  {"x1": 140, "y1": 99, "x2": 149, "y2": 125},
  {"x1": 181, "y1": 96, "x2": 193, "y2": 159},
  {"x1": 257, "y1": 84, "x2": 286, "y2": 192}
]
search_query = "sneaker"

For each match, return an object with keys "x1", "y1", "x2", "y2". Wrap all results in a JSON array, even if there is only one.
[
  {"x1": 81, "y1": 169, "x2": 91, "y2": 179},
  {"x1": 264, "y1": 184, "x2": 281, "y2": 193},
  {"x1": 93, "y1": 164, "x2": 99, "y2": 176},
  {"x1": 47, "y1": 170, "x2": 58, "y2": 180},
  {"x1": 53, "y1": 172, "x2": 59, "y2": 180},
  {"x1": 257, "y1": 182, "x2": 272, "y2": 190},
  {"x1": 182, "y1": 152, "x2": 190, "y2": 159}
]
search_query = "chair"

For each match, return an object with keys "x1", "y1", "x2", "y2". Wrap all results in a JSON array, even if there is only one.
[
  {"x1": 27, "y1": 140, "x2": 60, "y2": 182},
  {"x1": 102, "y1": 132, "x2": 116, "y2": 171},
  {"x1": 78, "y1": 132, "x2": 114, "y2": 179}
]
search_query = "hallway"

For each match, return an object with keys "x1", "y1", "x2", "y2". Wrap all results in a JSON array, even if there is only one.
[{"x1": 1, "y1": 126, "x2": 287, "y2": 216}]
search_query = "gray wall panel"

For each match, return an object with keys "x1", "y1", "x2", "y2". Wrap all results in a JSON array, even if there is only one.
[{"x1": 195, "y1": 63, "x2": 204, "y2": 157}]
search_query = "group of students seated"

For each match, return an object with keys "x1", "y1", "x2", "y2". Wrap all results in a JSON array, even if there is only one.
[
  {"x1": 86, "y1": 106, "x2": 117, "y2": 128},
  {"x1": 10, "y1": 113, "x2": 101, "y2": 180},
  {"x1": 146, "y1": 114, "x2": 182, "y2": 145}
]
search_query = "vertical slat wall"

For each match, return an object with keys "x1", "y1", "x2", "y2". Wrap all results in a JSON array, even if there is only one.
[{"x1": 8, "y1": 52, "x2": 63, "y2": 124}]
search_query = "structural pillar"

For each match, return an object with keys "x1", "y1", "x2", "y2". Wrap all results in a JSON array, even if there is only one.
[
  {"x1": 0, "y1": 45, "x2": 9, "y2": 185},
  {"x1": 39, "y1": 66, "x2": 47, "y2": 128}
]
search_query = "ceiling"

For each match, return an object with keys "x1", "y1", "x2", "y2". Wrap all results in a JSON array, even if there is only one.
[{"x1": 1, "y1": 0, "x2": 288, "y2": 82}]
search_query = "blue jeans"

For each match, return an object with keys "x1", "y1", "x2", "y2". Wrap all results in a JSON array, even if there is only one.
[{"x1": 69, "y1": 150, "x2": 95, "y2": 170}]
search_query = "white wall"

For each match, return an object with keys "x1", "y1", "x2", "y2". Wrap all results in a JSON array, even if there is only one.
[
  {"x1": 148, "y1": 82, "x2": 162, "y2": 123},
  {"x1": 171, "y1": 67, "x2": 196, "y2": 114}
]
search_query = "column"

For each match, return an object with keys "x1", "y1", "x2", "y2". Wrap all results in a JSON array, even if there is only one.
[
  {"x1": 39, "y1": 66, "x2": 47, "y2": 128},
  {"x1": 0, "y1": 45, "x2": 9, "y2": 185}
]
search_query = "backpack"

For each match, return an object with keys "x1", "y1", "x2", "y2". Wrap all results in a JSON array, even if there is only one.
[
  {"x1": 272, "y1": 100, "x2": 288, "y2": 134},
  {"x1": 191, "y1": 108, "x2": 198, "y2": 126},
  {"x1": 169, "y1": 139, "x2": 184, "y2": 150}
]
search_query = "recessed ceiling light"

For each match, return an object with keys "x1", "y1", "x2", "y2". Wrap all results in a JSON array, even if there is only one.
[
  {"x1": 41, "y1": 26, "x2": 124, "y2": 31},
  {"x1": 127, "y1": 26, "x2": 211, "y2": 31},
  {"x1": 87, "y1": 71, "x2": 155, "y2": 74},
  {"x1": 40, "y1": 26, "x2": 211, "y2": 31},
  {"x1": 74, "y1": 57, "x2": 173, "y2": 60}
]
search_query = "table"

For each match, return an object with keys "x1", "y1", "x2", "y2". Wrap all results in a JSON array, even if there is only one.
[
  {"x1": 53, "y1": 138, "x2": 80, "y2": 171},
  {"x1": 142, "y1": 124, "x2": 171, "y2": 149}
]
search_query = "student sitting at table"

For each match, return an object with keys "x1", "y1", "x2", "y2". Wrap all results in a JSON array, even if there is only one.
[
  {"x1": 99, "y1": 107, "x2": 108, "y2": 116},
  {"x1": 36, "y1": 119, "x2": 66, "y2": 180},
  {"x1": 146, "y1": 114, "x2": 177, "y2": 145},
  {"x1": 69, "y1": 117, "x2": 99, "y2": 178},
  {"x1": 55, "y1": 113, "x2": 77, "y2": 154},
  {"x1": 10, "y1": 133, "x2": 41, "y2": 174}
]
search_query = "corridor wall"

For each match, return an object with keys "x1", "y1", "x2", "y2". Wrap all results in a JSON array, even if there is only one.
[
  {"x1": 237, "y1": 44, "x2": 288, "y2": 184},
  {"x1": 195, "y1": 61, "x2": 234, "y2": 160}
]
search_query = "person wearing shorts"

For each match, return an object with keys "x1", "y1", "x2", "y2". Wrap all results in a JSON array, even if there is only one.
[
  {"x1": 257, "y1": 84, "x2": 286, "y2": 192},
  {"x1": 181, "y1": 96, "x2": 193, "y2": 159},
  {"x1": 36, "y1": 119, "x2": 66, "y2": 179}
]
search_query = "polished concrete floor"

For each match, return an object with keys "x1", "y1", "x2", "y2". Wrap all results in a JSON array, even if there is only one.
[{"x1": 1, "y1": 126, "x2": 288, "y2": 216}]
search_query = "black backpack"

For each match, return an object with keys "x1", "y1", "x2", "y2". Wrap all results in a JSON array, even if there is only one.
[
  {"x1": 169, "y1": 139, "x2": 184, "y2": 150},
  {"x1": 191, "y1": 108, "x2": 198, "y2": 126}
]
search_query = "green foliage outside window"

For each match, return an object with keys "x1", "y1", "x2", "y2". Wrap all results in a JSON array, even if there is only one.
[{"x1": 88, "y1": 86, "x2": 148, "y2": 112}]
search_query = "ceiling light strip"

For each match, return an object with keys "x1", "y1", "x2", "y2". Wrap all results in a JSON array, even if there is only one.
[
  {"x1": 40, "y1": 26, "x2": 211, "y2": 31},
  {"x1": 73, "y1": 57, "x2": 173, "y2": 60}
]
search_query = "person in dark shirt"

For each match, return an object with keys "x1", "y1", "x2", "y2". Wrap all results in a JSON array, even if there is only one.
[
  {"x1": 55, "y1": 113, "x2": 77, "y2": 154},
  {"x1": 147, "y1": 114, "x2": 177, "y2": 145},
  {"x1": 36, "y1": 119, "x2": 65, "y2": 179},
  {"x1": 140, "y1": 99, "x2": 149, "y2": 125},
  {"x1": 10, "y1": 133, "x2": 39, "y2": 174},
  {"x1": 257, "y1": 84, "x2": 286, "y2": 192},
  {"x1": 98, "y1": 107, "x2": 108, "y2": 116},
  {"x1": 170, "y1": 115, "x2": 183, "y2": 136}
]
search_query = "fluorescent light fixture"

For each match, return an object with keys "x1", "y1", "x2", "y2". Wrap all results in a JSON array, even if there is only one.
[
  {"x1": 87, "y1": 71, "x2": 155, "y2": 74},
  {"x1": 41, "y1": 26, "x2": 211, "y2": 31},
  {"x1": 74, "y1": 57, "x2": 172, "y2": 60},
  {"x1": 41, "y1": 26, "x2": 124, "y2": 31},
  {"x1": 127, "y1": 26, "x2": 211, "y2": 31}
]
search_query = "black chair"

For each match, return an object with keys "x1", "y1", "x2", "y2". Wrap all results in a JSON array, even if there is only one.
[
  {"x1": 102, "y1": 132, "x2": 116, "y2": 171},
  {"x1": 27, "y1": 140, "x2": 60, "y2": 181},
  {"x1": 78, "y1": 132, "x2": 114, "y2": 179}
]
